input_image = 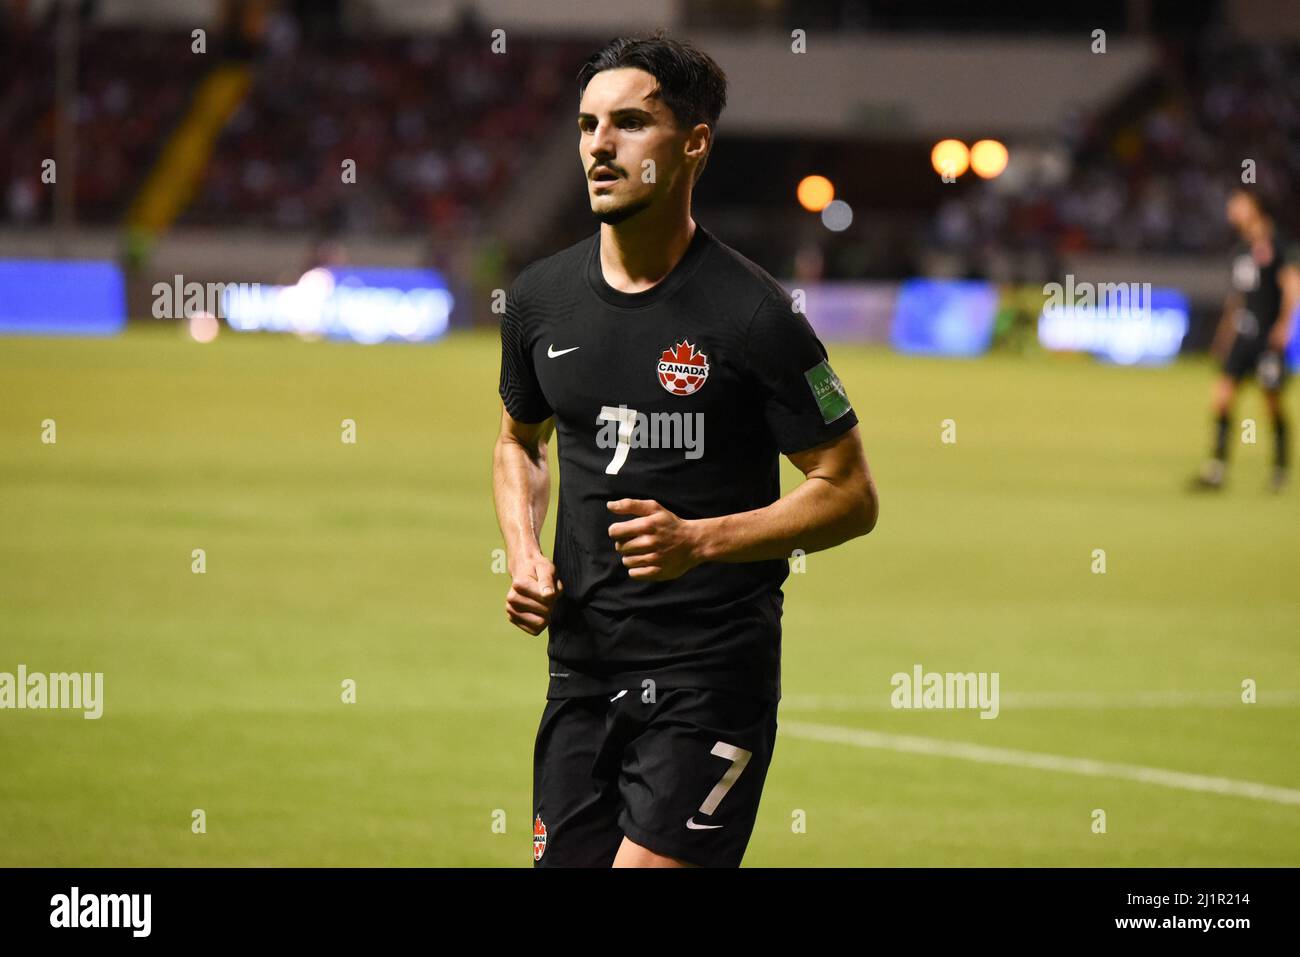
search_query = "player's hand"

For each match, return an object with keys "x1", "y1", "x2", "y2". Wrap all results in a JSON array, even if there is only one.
[
  {"x1": 607, "y1": 499, "x2": 702, "y2": 581},
  {"x1": 1268, "y1": 327, "x2": 1290, "y2": 352},
  {"x1": 505, "y1": 555, "x2": 562, "y2": 636}
]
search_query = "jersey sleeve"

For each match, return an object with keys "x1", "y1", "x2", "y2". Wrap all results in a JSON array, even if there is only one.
[
  {"x1": 744, "y1": 291, "x2": 858, "y2": 454},
  {"x1": 1279, "y1": 237, "x2": 1300, "y2": 270},
  {"x1": 498, "y1": 280, "x2": 553, "y2": 424}
]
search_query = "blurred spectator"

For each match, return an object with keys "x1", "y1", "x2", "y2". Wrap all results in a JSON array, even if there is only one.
[
  {"x1": 0, "y1": 22, "x2": 210, "y2": 225},
  {"x1": 182, "y1": 33, "x2": 588, "y2": 234},
  {"x1": 0, "y1": 16, "x2": 587, "y2": 236},
  {"x1": 932, "y1": 40, "x2": 1300, "y2": 261}
]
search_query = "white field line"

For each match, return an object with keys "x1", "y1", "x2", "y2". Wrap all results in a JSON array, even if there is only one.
[
  {"x1": 782, "y1": 720, "x2": 1300, "y2": 807},
  {"x1": 781, "y1": 689, "x2": 1300, "y2": 712}
]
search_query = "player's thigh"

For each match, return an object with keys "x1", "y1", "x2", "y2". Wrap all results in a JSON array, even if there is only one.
[
  {"x1": 1220, "y1": 340, "x2": 1260, "y2": 398},
  {"x1": 617, "y1": 688, "x2": 778, "y2": 868},
  {"x1": 611, "y1": 835, "x2": 698, "y2": 868},
  {"x1": 532, "y1": 696, "x2": 624, "y2": 867}
]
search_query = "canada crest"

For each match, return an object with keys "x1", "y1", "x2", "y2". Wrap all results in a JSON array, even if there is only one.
[
  {"x1": 657, "y1": 340, "x2": 710, "y2": 396},
  {"x1": 533, "y1": 814, "x2": 547, "y2": 861}
]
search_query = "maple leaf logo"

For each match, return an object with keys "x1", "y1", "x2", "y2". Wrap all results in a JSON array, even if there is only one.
[{"x1": 661, "y1": 341, "x2": 707, "y2": 366}]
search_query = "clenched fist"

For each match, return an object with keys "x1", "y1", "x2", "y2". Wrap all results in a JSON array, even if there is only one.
[
  {"x1": 506, "y1": 555, "x2": 563, "y2": 636},
  {"x1": 607, "y1": 498, "x2": 703, "y2": 581}
]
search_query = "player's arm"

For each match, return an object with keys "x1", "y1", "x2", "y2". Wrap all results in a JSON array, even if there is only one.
[
  {"x1": 606, "y1": 426, "x2": 875, "y2": 581},
  {"x1": 1267, "y1": 263, "x2": 1300, "y2": 351},
  {"x1": 696, "y1": 424, "x2": 877, "y2": 561},
  {"x1": 494, "y1": 273, "x2": 561, "y2": 636},
  {"x1": 1211, "y1": 291, "x2": 1242, "y2": 362},
  {"x1": 493, "y1": 406, "x2": 562, "y2": 635}
]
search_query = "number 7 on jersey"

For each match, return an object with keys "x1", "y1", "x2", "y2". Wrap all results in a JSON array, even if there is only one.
[{"x1": 598, "y1": 405, "x2": 639, "y2": 475}]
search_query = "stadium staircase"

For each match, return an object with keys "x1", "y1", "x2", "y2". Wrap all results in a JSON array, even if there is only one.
[{"x1": 125, "y1": 62, "x2": 252, "y2": 235}]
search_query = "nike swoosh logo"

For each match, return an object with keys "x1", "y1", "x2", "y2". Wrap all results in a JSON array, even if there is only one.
[
  {"x1": 686, "y1": 817, "x2": 723, "y2": 830},
  {"x1": 547, "y1": 345, "x2": 580, "y2": 358}
]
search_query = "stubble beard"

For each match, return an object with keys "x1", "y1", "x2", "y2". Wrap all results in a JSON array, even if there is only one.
[{"x1": 591, "y1": 195, "x2": 652, "y2": 226}]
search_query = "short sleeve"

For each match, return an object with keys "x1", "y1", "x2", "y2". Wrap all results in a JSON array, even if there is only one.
[
  {"x1": 744, "y1": 292, "x2": 858, "y2": 454},
  {"x1": 1280, "y1": 238, "x2": 1300, "y2": 269},
  {"x1": 498, "y1": 284, "x2": 553, "y2": 424}
]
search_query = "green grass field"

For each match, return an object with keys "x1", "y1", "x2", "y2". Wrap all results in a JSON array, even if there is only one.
[{"x1": 1, "y1": 325, "x2": 1297, "y2": 866}]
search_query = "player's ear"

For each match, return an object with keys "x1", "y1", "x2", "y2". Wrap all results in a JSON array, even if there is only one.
[{"x1": 686, "y1": 123, "x2": 711, "y2": 181}]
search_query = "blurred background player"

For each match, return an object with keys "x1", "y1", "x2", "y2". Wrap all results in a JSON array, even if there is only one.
[{"x1": 1193, "y1": 188, "x2": 1299, "y2": 491}]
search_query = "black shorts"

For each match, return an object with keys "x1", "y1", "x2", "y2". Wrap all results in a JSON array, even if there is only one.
[
  {"x1": 532, "y1": 687, "x2": 778, "y2": 868},
  {"x1": 1223, "y1": 337, "x2": 1289, "y2": 390}
]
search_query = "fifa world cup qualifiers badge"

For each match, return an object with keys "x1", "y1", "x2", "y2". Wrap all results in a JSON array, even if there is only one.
[
  {"x1": 533, "y1": 815, "x2": 547, "y2": 861},
  {"x1": 804, "y1": 360, "x2": 852, "y2": 424}
]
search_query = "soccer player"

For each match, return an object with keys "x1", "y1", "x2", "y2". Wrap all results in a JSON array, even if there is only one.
[
  {"x1": 1192, "y1": 188, "x2": 1299, "y2": 491},
  {"x1": 492, "y1": 35, "x2": 878, "y2": 868}
]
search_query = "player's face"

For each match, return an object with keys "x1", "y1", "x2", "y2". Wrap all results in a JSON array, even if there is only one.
[
  {"x1": 578, "y1": 68, "x2": 689, "y2": 225},
  {"x1": 1226, "y1": 193, "x2": 1261, "y2": 238}
]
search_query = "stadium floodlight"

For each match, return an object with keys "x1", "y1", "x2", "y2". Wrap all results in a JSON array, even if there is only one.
[
  {"x1": 796, "y1": 175, "x2": 835, "y2": 212},
  {"x1": 930, "y1": 139, "x2": 970, "y2": 179},
  {"x1": 971, "y1": 139, "x2": 1010, "y2": 179}
]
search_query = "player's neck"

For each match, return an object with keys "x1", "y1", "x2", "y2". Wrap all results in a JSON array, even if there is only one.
[{"x1": 599, "y1": 205, "x2": 697, "y2": 295}]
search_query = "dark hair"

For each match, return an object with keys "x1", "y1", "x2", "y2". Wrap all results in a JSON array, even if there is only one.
[{"x1": 577, "y1": 32, "x2": 728, "y2": 181}]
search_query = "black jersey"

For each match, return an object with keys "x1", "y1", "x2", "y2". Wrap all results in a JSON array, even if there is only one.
[
  {"x1": 1229, "y1": 230, "x2": 1299, "y2": 341},
  {"x1": 498, "y1": 223, "x2": 857, "y2": 703}
]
